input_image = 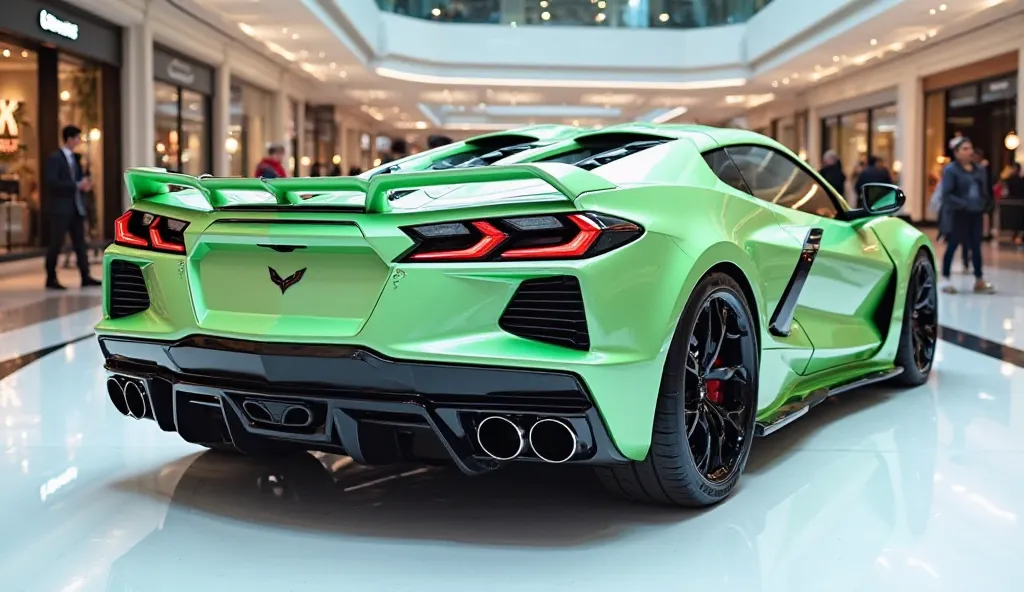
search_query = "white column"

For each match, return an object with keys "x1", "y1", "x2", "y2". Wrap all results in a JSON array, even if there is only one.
[
  {"x1": 295, "y1": 102, "x2": 306, "y2": 176},
  {"x1": 896, "y1": 76, "x2": 923, "y2": 221},
  {"x1": 340, "y1": 120, "x2": 350, "y2": 175},
  {"x1": 121, "y1": 21, "x2": 154, "y2": 207},
  {"x1": 212, "y1": 60, "x2": 231, "y2": 176},
  {"x1": 806, "y1": 106, "x2": 820, "y2": 169},
  {"x1": 271, "y1": 85, "x2": 288, "y2": 149}
]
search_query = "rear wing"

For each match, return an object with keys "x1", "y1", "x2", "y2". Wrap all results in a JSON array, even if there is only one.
[{"x1": 123, "y1": 163, "x2": 616, "y2": 213}]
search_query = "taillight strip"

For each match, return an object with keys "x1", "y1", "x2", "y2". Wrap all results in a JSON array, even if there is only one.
[
  {"x1": 409, "y1": 221, "x2": 507, "y2": 261},
  {"x1": 501, "y1": 214, "x2": 601, "y2": 259},
  {"x1": 148, "y1": 217, "x2": 186, "y2": 253},
  {"x1": 114, "y1": 211, "x2": 147, "y2": 247}
]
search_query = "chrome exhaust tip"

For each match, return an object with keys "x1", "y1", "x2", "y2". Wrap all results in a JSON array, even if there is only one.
[
  {"x1": 122, "y1": 380, "x2": 148, "y2": 420},
  {"x1": 476, "y1": 416, "x2": 524, "y2": 461},
  {"x1": 106, "y1": 377, "x2": 130, "y2": 417},
  {"x1": 528, "y1": 418, "x2": 578, "y2": 464}
]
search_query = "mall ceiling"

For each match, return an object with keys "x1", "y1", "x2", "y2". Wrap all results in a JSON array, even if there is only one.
[{"x1": 181, "y1": 0, "x2": 1022, "y2": 134}]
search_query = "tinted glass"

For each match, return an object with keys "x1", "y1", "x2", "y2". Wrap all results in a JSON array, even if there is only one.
[
  {"x1": 725, "y1": 145, "x2": 838, "y2": 219},
  {"x1": 703, "y1": 149, "x2": 751, "y2": 193}
]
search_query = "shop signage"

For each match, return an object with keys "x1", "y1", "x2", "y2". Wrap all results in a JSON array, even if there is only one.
[
  {"x1": 38, "y1": 9, "x2": 79, "y2": 41},
  {"x1": 166, "y1": 59, "x2": 196, "y2": 86},
  {"x1": 981, "y1": 76, "x2": 1017, "y2": 103},
  {"x1": 0, "y1": 100, "x2": 20, "y2": 154}
]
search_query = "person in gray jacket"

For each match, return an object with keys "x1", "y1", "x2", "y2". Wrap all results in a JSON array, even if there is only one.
[{"x1": 940, "y1": 136, "x2": 994, "y2": 294}]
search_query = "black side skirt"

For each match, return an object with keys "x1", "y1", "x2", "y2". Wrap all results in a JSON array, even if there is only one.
[{"x1": 769, "y1": 227, "x2": 823, "y2": 337}]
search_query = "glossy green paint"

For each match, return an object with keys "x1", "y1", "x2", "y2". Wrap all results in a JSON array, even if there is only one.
[{"x1": 97, "y1": 124, "x2": 931, "y2": 462}]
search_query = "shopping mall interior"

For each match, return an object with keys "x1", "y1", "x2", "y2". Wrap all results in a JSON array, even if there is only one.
[{"x1": 2, "y1": 0, "x2": 1024, "y2": 589}]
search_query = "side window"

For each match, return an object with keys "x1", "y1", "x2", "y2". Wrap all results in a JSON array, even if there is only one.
[
  {"x1": 703, "y1": 149, "x2": 751, "y2": 194},
  {"x1": 724, "y1": 145, "x2": 838, "y2": 219}
]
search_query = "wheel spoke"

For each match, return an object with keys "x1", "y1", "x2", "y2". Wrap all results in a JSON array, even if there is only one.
[
  {"x1": 695, "y1": 411, "x2": 712, "y2": 474},
  {"x1": 707, "y1": 400, "x2": 745, "y2": 434},
  {"x1": 705, "y1": 365, "x2": 748, "y2": 384},
  {"x1": 701, "y1": 298, "x2": 728, "y2": 374},
  {"x1": 703, "y1": 407, "x2": 726, "y2": 475},
  {"x1": 685, "y1": 409, "x2": 699, "y2": 437}
]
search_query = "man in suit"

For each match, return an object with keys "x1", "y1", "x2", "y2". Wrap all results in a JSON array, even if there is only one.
[{"x1": 44, "y1": 125, "x2": 101, "y2": 290}]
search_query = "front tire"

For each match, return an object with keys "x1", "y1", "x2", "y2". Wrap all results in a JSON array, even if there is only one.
[
  {"x1": 892, "y1": 250, "x2": 937, "y2": 386},
  {"x1": 595, "y1": 272, "x2": 759, "y2": 507}
]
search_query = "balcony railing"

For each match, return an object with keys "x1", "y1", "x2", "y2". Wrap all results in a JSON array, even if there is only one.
[{"x1": 376, "y1": 0, "x2": 773, "y2": 28}]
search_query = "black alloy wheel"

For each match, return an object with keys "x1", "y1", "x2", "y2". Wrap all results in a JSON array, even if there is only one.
[
  {"x1": 909, "y1": 259, "x2": 938, "y2": 374},
  {"x1": 683, "y1": 292, "x2": 758, "y2": 483},
  {"x1": 893, "y1": 250, "x2": 938, "y2": 387},
  {"x1": 595, "y1": 273, "x2": 759, "y2": 507}
]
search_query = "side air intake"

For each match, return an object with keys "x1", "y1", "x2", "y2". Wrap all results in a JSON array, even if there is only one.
[
  {"x1": 109, "y1": 260, "x2": 150, "y2": 319},
  {"x1": 499, "y1": 276, "x2": 590, "y2": 350}
]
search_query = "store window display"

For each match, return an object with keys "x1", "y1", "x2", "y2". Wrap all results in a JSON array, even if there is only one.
[
  {"x1": 58, "y1": 54, "x2": 104, "y2": 242},
  {"x1": 0, "y1": 41, "x2": 38, "y2": 251}
]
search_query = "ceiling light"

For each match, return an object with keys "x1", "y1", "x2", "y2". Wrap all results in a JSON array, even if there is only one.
[
  {"x1": 541, "y1": 11, "x2": 551, "y2": 20},
  {"x1": 659, "y1": 13, "x2": 669, "y2": 22},
  {"x1": 415, "y1": 121, "x2": 427, "y2": 129},
  {"x1": 724, "y1": 95, "x2": 746, "y2": 104},
  {"x1": 870, "y1": 38, "x2": 877, "y2": 45},
  {"x1": 919, "y1": 34, "x2": 927, "y2": 41},
  {"x1": 431, "y1": 7, "x2": 441, "y2": 16},
  {"x1": 88, "y1": 128, "x2": 101, "y2": 141},
  {"x1": 1, "y1": 49, "x2": 9, "y2": 58},
  {"x1": 318, "y1": 51, "x2": 326, "y2": 58},
  {"x1": 60, "y1": 90, "x2": 70, "y2": 101},
  {"x1": 782, "y1": 77, "x2": 790, "y2": 84},
  {"x1": 291, "y1": 33, "x2": 300, "y2": 40},
  {"x1": 598, "y1": 0, "x2": 607, "y2": 7},
  {"x1": 939, "y1": 3, "x2": 947, "y2": 10},
  {"x1": 832, "y1": 55, "x2": 840, "y2": 62},
  {"x1": 300, "y1": 156, "x2": 311, "y2": 167},
  {"x1": 282, "y1": 27, "x2": 288, "y2": 33},
  {"x1": 329, "y1": 62, "x2": 336, "y2": 68},
  {"x1": 596, "y1": 12, "x2": 606, "y2": 22},
  {"x1": 540, "y1": 0, "x2": 548, "y2": 6},
  {"x1": 339, "y1": 71, "x2": 347, "y2": 78},
  {"x1": 332, "y1": 154, "x2": 342, "y2": 165},
  {"x1": 376, "y1": 67, "x2": 746, "y2": 91},
  {"x1": 772, "y1": 80, "x2": 779, "y2": 87},
  {"x1": 928, "y1": 30, "x2": 937, "y2": 37},
  {"x1": 929, "y1": 8, "x2": 936, "y2": 14},
  {"x1": 651, "y1": 106, "x2": 688, "y2": 123},
  {"x1": 791, "y1": 73, "x2": 799, "y2": 79},
  {"x1": 1006, "y1": 131, "x2": 1021, "y2": 151},
  {"x1": 224, "y1": 136, "x2": 239, "y2": 154},
  {"x1": 238, "y1": 22, "x2": 257, "y2": 36}
]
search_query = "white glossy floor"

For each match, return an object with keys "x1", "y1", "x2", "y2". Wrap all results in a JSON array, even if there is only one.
[{"x1": 2, "y1": 241, "x2": 1024, "y2": 592}]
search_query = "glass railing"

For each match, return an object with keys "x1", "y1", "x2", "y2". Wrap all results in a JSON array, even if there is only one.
[{"x1": 376, "y1": 0, "x2": 773, "y2": 28}]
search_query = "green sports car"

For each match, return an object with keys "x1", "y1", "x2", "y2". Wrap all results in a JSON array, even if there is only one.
[{"x1": 97, "y1": 123, "x2": 938, "y2": 506}]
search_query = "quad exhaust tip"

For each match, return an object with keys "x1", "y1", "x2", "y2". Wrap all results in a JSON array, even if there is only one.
[
  {"x1": 476, "y1": 415, "x2": 525, "y2": 461},
  {"x1": 529, "y1": 418, "x2": 578, "y2": 464},
  {"x1": 107, "y1": 377, "x2": 148, "y2": 420}
]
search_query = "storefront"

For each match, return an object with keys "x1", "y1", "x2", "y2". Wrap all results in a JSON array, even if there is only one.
[
  {"x1": 302, "y1": 104, "x2": 337, "y2": 176},
  {"x1": 153, "y1": 47, "x2": 212, "y2": 177},
  {"x1": 922, "y1": 52, "x2": 1019, "y2": 222},
  {"x1": 0, "y1": 0, "x2": 121, "y2": 251},
  {"x1": 820, "y1": 102, "x2": 898, "y2": 202},
  {"x1": 226, "y1": 78, "x2": 273, "y2": 178}
]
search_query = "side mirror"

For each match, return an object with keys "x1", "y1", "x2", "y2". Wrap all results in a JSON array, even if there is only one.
[
  {"x1": 860, "y1": 183, "x2": 905, "y2": 215},
  {"x1": 843, "y1": 183, "x2": 905, "y2": 221}
]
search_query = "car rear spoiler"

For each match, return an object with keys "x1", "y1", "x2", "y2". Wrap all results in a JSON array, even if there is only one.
[{"x1": 123, "y1": 163, "x2": 616, "y2": 213}]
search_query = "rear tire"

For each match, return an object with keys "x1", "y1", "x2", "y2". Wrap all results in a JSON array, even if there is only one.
[
  {"x1": 595, "y1": 272, "x2": 758, "y2": 507},
  {"x1": 892, "y1": 250, "x2": 937, "y2": 386}
]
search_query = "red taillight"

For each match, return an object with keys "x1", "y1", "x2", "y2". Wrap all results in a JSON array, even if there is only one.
[
  {"x1": 409, "y1": 221, "x2": 507, "y2": 261},
  {"x1": 148, "y1": 217, "x2": 186, "y2": 253},
  {"x1": 114, "y1": 211, "x2": 148, "y2": 247},
  {"x1": 114, "y1": 210, "x2": 189, "y2": 254},
  {"x1": 501, "y1": 214, "x2": 601, "y2": 259},
  {"x1": 400, "y1": 212, "x2": 642, "y2": 262}
]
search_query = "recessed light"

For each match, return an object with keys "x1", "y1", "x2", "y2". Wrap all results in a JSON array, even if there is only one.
[
  {"x1": 928, "y1": 30, "x2": 937, "y2": 37},
  {"x1": 1, "y1": 49, "x2": 9, "y2": 58},
  {"x1": 870, "y1": 38, "x2": 877, "y2": 45},
  {"x1": 282, "y1": 27, "x2": 288, "y2": 33},
  {"x1": 929, "y1": 8, "x2": 936, "y2": 14},
  {"x1": 431, "y1": 7, "x2": 441, "y2": 16},
  {"x1": 772, "y1": 80, "x2": 779, "y2": 87},
  {"x1": 318, "y1": 51, "x2": 325, "y2": 58},
  {"x1": 540, "y1": 0, "x2": 548, "y2": 6},
  {"x1": 919, "y1": 34, "x2": 927, "y2": 41},
  {"x1": 782, "y1": 77, "x2": 790, "y2": 84},
  {"x1": 339, "y1": 71, "x2": 347, "y2": 78},
  {"x1": 791, "y1": 72, "x2": 799, "y2": 79},
  {"x1": 541, "y1": 10, "x2": 551, "y2": 20},
  {"x1": 939, "y1": 3, "x2": 947, "y2": 10},
  {"x1": 21, "y1": 50, "x2": 28, "y2": 58},
  {"x1": 329, "y1": 62, "x2": 336, "y2": 68},
  {"x1": 291, "y1": 33, "x2": 300, "y2": 40},
  {"x1": 415, "y1": 121, "x2": 427, "y2": 129},
  {"x1": 832, "y1": 55, "x2": 840, "y2": 62},
  {"x1": 659, "y1": 13, "x2": 669, "y2": 22}
]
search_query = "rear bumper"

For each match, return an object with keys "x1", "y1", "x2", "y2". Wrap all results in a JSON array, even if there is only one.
[{"x1": 99, "y1": 335, "x2": 628, "y2": 474}]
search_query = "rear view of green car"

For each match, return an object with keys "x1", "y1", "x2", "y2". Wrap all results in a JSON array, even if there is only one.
[{"x1": 97, "y1": 123, "x2": 937, "y2": 506}]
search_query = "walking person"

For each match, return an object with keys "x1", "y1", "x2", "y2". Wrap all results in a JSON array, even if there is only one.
[
  {"x1": 43, "y1": 126, "x2": 102, "y2": 290},
  {"x1": 939, "y1": 136, "x2": 995, "y2": 294},
  {"x1": 254, "y1": 143, "x2": 288, "y2": 178},
  {"x1": 818, "y1": 150, "x2": 846, "y2": 197}
]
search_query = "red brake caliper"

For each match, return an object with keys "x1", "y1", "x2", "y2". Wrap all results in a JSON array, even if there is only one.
[{"x1": 706, "y1": 357, "x2": 724, "y2": 404}]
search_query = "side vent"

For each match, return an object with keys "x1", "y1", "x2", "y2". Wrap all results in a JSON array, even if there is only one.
[
  {"x1": 499, "y1": 276, "x2": 590, "y2": 350},
  {"x1": 109, "y1": 260, "x2": 151, "y2": 319}
]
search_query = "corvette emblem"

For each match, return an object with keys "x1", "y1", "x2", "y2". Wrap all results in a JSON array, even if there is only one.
[{"x1": 268, "y1": 267, "x2": 306, "y2": 294}]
